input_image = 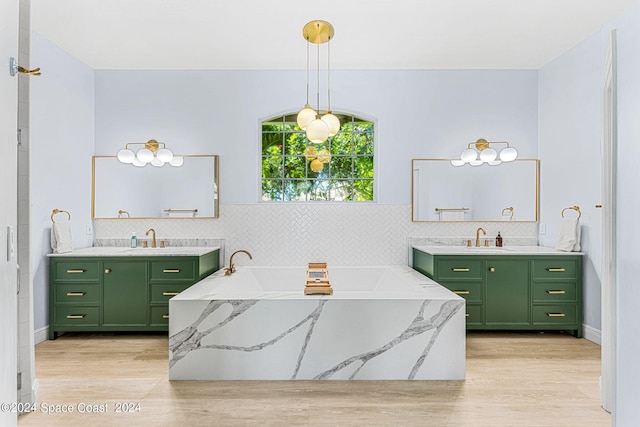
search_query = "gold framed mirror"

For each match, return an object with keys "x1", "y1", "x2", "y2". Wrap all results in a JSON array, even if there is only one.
[
  {"x1": 92, "y1": 155, "x2": 219, "y2": 219},
  {"x1": 412, "y1": 158, "x2": 539, "y2": 222}
]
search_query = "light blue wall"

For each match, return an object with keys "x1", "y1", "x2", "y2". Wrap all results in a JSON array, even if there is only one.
[
  {"x1": 538, "y1": 33, "x2": 603, "y2": 331},
  {"x1": 30, "y1": 32, "x2": 95, "y2": 331},
  {"x1": 94, "y1": 69, "x2": 539, "y2": 204}
]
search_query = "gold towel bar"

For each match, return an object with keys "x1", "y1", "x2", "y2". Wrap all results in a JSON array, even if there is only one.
[
  {"x1": 435, "y1": 207, "x2": 469, "y2": 212},
  {"x1": 561, "y1": 205, "x2": 581, "y2": 219},
  {"x1": 51, "y1": 209, "x2": 71, "y2": 223},
  {"x1": 163, "y1": 208, "x2": 198, "y2": 213}
]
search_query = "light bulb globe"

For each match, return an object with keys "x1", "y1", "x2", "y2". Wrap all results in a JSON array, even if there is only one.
[
  {"x1": 450, "y1": 159, "x2": 465, "y2": 167},
  {"x1": 460, "y1": 148, "x2": 478, "y2": 163},
  {"x1": 321, "y1": 113, "x2": 340, "y2": 137},
  {"x1": 306, "y1": 118, "x2": 329, "y2": 143},
  {"x1": 479, "y1": 148, "x2": 497, "y2": 162},
  {"x1": 469, "y1": 159, "x2": 483, "y2": 166},
  {"x1": 499, "y1": 147, "x2": 518, "y2": 162},
  {"x1": 169, "y1": 156, "x2": 184, "y2": 167},
  {"x1": 117, "y1": 148, "x2": 135, "y2": 164},
  {"x1": 296, "y1": 105, "x2": 317, "y2": 130},
  {"x1": 156, "y1": 148, "x2": 173, "y2": 163},
  {"x1": 136, "y1": 148, "x2": 153, "y2": 163}
]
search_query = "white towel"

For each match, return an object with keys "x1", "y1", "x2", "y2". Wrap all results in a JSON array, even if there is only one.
[
  {"x1": 555, "y1": 218, "x2": 579, "y2": 252},
  {"x1": 51, "y1": 222, "x2": 73, "y2": 254},
  {"x1": 439, "y1": 210, "x2": 465, "y2": 221}
]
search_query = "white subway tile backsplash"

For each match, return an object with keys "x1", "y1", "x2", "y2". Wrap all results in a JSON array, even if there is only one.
[{"x1": 94, "y1": 204, "x2": 537, "y2": 267}]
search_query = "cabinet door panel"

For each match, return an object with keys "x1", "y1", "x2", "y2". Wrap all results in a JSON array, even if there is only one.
[
  {"x1": 54, "y1": 260, "x2": 100, "y2": 282},
  {"x1": 103, "y1": 261, "x2": 147, "y2": 326},
  {"x1": 436, "y1": 258, "x2": 483, "y2": 279},
  {"x1": 485, "y1": 259, "x2": 529, "y2": 325}
]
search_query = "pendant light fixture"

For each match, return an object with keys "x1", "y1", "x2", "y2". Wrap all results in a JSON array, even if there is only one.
[
  {"x1": 452, "y1": 138, "x2": 518, "y2": 166},
  {"x1": 298, "y1": 20, "x2": 340, "y2": 144}
]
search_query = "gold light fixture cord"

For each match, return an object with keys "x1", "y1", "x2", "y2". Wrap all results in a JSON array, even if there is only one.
[
  {"x1": 316, "y1": 27, "x2": 321, "y2": 113},
  {"x1": 327, "y1": 37, "x2": 332, "y2": 112},
  {"x1": 305, "y1": 39, "x2": 311, "y2": 106}
]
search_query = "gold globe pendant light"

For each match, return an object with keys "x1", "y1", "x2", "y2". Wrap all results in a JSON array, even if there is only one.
[{"x1": 301, "y1": 20, "x2": 339, "y2": 143}]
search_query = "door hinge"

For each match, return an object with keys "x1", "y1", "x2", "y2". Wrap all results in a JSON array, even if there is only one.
[
  {"x1": 17, "y1": 371, "x2": 22, "y2": 390},
  {"x1": 17, "y1": 128, "x2": 22, "y2": 146}
]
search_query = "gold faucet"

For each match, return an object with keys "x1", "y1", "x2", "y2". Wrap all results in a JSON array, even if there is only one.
[
  {"x1": 146, "y1": 228, "x2": 156, "y2": 248},
  {"x1": 224, "y1": 250, "x2": 253, "y2": 275},
  {"x1": 475, "y1": 227, "x2": 486, "y2": 247}
]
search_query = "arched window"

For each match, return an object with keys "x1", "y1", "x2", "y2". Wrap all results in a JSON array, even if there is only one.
[{"x1": 261, "y1": 112, "x2": 374, "y2": 201}]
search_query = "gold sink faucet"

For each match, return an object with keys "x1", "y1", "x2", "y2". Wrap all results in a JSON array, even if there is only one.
[
  {"x1": 146, "y1": 228, "x2": 156, "y2": 248},
  {"x1": 224, "y1": 250, "x2": 253, "y2": 275},
  {"x1": 475, "y1": 227, "x2": 486, "y2": 247}
]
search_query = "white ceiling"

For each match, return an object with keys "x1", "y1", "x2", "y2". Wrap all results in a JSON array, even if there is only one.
[{"x1": 32, "y1": 0, "x2": 634, "y2": 70}]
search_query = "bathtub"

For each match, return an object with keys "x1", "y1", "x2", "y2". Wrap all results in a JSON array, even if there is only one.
[{"x1": 169, "y1": 266, "x2": 465, "y2": 380}]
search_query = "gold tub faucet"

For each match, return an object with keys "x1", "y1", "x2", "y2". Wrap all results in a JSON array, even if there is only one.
[
  {"x1": 475, "y1": 227, "x2": 486, "y2": 247},
  {"x1": 224, "y1": 250, "x2": 253, "y2": 275}
]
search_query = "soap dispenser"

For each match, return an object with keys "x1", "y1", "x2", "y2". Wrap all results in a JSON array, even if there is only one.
[
  {"x1": 130, "y1": 232, "x2": 138, "y2": 248},
  {"x1": 496, "y1": 232, "x2": 503, "y2": 247}
]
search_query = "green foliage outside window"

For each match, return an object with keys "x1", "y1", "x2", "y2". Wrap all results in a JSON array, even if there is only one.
[{"x1": 261, "y1": 114, "x2": 374, "y2": 201}]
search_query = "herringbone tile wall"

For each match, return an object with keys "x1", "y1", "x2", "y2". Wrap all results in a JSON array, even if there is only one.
[{"x1": 94, "y1": 204, "x2": 538, "y2": 266}]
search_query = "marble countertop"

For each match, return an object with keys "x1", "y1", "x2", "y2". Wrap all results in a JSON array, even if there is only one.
[
  {"x1": 47, "y1": 246, "x2": 220, "y2": 257},
  {"x1": 173, "y1": 266, "x2": 462, "y2": 301},
  {"x1": 412, "y1": 245, "x2": 583, "y2": 256}
]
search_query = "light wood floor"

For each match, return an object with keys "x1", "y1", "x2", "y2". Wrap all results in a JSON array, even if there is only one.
[{"x1": 18, "y1": 331, "x2": 609, "y2": 427}]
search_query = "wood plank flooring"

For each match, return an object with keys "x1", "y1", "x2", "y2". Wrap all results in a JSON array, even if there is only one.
[{"x1": 18, "y1": 331, "x2": 609, "y2": 427}]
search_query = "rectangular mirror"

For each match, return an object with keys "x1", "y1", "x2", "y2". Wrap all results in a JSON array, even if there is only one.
[
  {"x1": 92, "y1": 155, "x2": 219, "y2": 219},
  {"x1": 412, "y1": 158, "x2": 539, "y2": 222}
]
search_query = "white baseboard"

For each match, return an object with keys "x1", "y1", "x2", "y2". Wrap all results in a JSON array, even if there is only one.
[
  {"x1": 583, "y1": 324, "x2": 601, "y2": 345},
  {"x1": 34, "y1": 326, "x2": 48, "y2": 345}
]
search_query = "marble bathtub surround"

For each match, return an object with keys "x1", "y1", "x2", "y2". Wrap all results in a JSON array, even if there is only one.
[{"x1": 169, "y1": 266, "x2": 466, "y2": 380}]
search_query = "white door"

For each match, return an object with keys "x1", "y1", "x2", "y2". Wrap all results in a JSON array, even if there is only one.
[
  {"x1": 601, "y1": 30, "x2": 617, "y2": 414},
  {"x1": 0, "y1": 1, "x2": 19, "y2": 426}
]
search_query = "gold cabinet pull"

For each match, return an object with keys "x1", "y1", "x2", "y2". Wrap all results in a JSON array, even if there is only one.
[
  {"x1": 66, "y1": 269, "x2": 85, "y2": 274},
  {"x1": 451, "y1": 268, "x2": 470, "y2": 272},
  {"x1": 66, "y1": 314, "x2": 86, "y2": 319},
  {"x1": 163, "y1": 292, "x2": 180, "y2": 296},
  {"x1": 546, "y1": 268, "x2": 566, "y2": 272},
  {"x1": 104, "y1": 268, "x2": 111, "y2": 274},
  {"x1": 489, "y1": 267, "x2": 496, "y2": 272},
  {"x1": 162, "y1": 314, "x2": 170, "y2": 319},
  {"x1": 465, "y1": 313, "x2": 470, "y2": 317},
  {"x1": 66, "y1": 292, "x2": 86, "y2": 297},
  {"x1": 454, "y1": 290, "x2": 470, "y2": 295},
  {"x1": 546, "y1": 313, "x2": 566, "y2": 317},
  {"x1": 163, "y1": 269, "x2": 181, "y2": 273},
  {"x1": 546, "y1": 290, "x2": 566, "y2": 295}
]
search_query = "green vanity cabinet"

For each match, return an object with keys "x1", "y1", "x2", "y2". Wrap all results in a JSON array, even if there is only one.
[
  {"x1": 49, "y1": 249, "x2": 219, "y2": 339},
  {"x1": 412, "y1": 248, "x2": 583, "y2": 337}
]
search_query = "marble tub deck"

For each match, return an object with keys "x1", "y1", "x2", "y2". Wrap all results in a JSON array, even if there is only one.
[{"x1": 169, "y1": 266, "x2": 465, "y2": 381}]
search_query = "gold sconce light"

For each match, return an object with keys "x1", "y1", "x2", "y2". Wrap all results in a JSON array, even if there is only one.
[
  {"x1": 452, "y1": 138, "x2": 518, "y2": 166},
  {"x1": 116, "y1": 139, "x2": 183, "y2": 167},
  {"x1": 296, "y1": 20, "x2": 340, "y2": 144}
]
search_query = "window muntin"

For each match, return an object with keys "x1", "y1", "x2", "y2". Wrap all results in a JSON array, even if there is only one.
[{"x1": 261, "y1": 113, "x2": 374, "y2": 201}]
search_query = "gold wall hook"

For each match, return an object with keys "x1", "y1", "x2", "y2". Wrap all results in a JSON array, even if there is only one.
[{"x1": 10, "y1": 57, "x2": 41, "y2": 76}]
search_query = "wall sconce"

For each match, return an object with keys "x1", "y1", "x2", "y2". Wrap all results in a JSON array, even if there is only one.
[
  {"x1": 296, "y1": 20, "x2": 340, "y2": 144},
  {"x1": 116, "y1": 139, "x2": 183, "y2": 167},
  {"x1": 451, "y1": 138, "x2": 518, "y2": 166}
]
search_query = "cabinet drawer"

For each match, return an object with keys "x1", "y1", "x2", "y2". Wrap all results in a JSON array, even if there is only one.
[
  {"x1": 532, "y1": 305, "x2": 577, "y2": 324},
  {"x1": 150, "y1": 260, "x2": 195, "y2": 281},
  {"x1": 465, "y1": 304, "x2": 482, "y2": 325},
  {"x1": 53, "y1": 261, "x2": 100, "y2": 282},
  {"x1": 150, "y1": 283, "x2": 192, "y2": 303},
  {"x1": 55, "y1": 284, "x2": 100, "y2": 304},
  {"x1": 532, "y1": 259, "x2": 577, "y2": 279},
  {"x1": 441, "y1": 281, "x2": 483, "y2": 303},
  {"x1": 532, "y1": 282, "x2": 577, "y2": 302},
  {"x1": 54, "y1": 306, "x2": 100, "y2": 326},
  {"x1": 150, "y1": 305, "x2": 170, "y2": 326},
  {"x1": 436, "y1": 259, "x2": 483, "y2": 280}
]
